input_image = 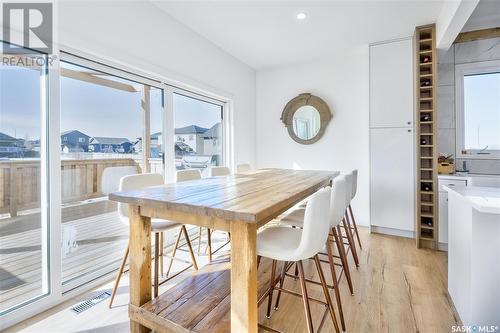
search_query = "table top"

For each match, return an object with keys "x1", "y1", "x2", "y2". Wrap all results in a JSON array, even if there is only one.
[
  {"x1": 444, "y1": 185, "x2": 500, "y2": 215},
  {"x1": 109, "y1": 168, "x2": 337, "y2": 223}
]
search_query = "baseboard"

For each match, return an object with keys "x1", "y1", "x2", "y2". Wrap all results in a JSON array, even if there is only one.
[
  {"x1": 438, "y1": 242, "x2": 448, "y2": 251},
  {"x1": 370, "y1": 225, "x2": 415, "y2": 239}
]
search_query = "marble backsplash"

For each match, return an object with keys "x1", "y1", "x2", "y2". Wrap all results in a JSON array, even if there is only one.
[{"x1": 437, "y1": 37, "x2": 500, "y2": 175}]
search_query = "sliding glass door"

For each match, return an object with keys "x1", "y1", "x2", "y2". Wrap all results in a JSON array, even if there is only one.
[
  {"x1": 173, "y1": 92, "x2": 225, "y2": 176},
  {"x1": 0, "y1": 42, "x2": 50, "y2": 313},
  {"x1": 59, "y1": 56, "x2": 164, "y2": 289}
]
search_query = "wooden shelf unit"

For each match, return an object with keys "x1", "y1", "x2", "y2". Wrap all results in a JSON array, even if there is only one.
[{"x1": 415, "y1": 24, "x2": 438, "y2": 250}]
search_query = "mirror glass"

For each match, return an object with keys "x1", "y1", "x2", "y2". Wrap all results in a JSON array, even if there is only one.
[{"x1": 292, "y1": 105, "x2": 321, "y2": 140}]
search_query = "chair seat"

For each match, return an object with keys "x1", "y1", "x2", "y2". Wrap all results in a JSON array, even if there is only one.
[
  {"x1": 279, "y1": 208, "x2": 305, "y2": 228},
  {"x1": 151, "y1": 219, "x2": 182, "y2": 232},
  {"x1": 257, "y1": 226, "x2": 303, "y2": 262}
]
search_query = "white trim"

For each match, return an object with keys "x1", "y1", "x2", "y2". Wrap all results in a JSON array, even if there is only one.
[{"x1": 455, "y1": 60, "x2": 500, "y2": 160}]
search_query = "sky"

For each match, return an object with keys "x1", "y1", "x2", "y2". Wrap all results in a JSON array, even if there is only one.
[{"x1": 0, "y1": 61, "x2": 222, "y2": 141}]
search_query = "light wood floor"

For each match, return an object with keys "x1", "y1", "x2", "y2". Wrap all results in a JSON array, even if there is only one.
[{"x1": 5, "y1": 227, "x2": 460, "y2": 333}]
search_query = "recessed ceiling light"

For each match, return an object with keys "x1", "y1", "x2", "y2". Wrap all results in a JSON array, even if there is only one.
[{"x1": 296, "y1": 12, "x2": 307, "y2": 20}]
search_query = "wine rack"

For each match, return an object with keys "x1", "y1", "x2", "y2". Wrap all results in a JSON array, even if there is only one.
[{"x1": 415, "y1": 24, "x2": 438, "y2": 249}]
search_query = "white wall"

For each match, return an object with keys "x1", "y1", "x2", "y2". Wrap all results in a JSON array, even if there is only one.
[
  {"x1": 57, "y1": 1, "x2": 256, "y2": 169},
  {"x1": 256, "y1": 49, "x2": 370, "y2": 225}
]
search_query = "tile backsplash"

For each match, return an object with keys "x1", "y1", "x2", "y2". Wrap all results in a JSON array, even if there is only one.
[{"x1": 437, "y1": 37, "x2": 500, "y2": 175}]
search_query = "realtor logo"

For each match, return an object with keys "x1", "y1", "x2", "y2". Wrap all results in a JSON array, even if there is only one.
[{"x1": 2, "y1": 3, "x2": 53, "y2": 54}]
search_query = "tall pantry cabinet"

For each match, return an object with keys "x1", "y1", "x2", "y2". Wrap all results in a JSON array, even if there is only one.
[{"x1": 369, "y1": 38, "x2": 415, "y2": 235}]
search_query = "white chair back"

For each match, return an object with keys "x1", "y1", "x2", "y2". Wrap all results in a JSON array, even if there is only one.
[
  {"x1": 330, "y1": 175, "x2": 347, "y2": 228},
  {"x1": 351, "y1": 169, "x2": 358, "y2": 199},
  {"x1": 236, "y1": 164, "x2": 251, "y2": 173},
  {"x1": 293, "y1": 187, "x2": 331, "y2": 261},
  {"x1": 118, "y1": 173, "x2": 164, "y2": 224},
  {"x1": 176, "y1": 169, "x2": 202, "y2": 182},
  {"x1": 344, "y1": 172, "x2": 353, "y2": 205},
  {"x1": 211, "y1": 166, "x2": 231, "y2": 176},
  {"x1": 101, "y1": 166, "x2": 138, "y2": 195}
]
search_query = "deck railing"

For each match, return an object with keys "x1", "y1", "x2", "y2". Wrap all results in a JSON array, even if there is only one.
[{"x1": 0, "y1": 158, "x2": 140, "y2": 217}]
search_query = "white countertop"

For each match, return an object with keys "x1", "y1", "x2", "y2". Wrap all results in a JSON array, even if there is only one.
[{"x1": 444, "y1": 185, "x2": 500, "y2": 214}]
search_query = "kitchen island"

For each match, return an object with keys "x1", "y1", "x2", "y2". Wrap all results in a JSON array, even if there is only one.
[{"x1": 445, "y1": 185, "x2": 500, "y2": 327}]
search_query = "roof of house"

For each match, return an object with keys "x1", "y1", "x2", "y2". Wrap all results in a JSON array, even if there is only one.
[
  {"x1": 175, "y1": 125, "x2": 208, "y2": 135},
  {"x1": 61, "y1": 130, "x2": 91, "y2": 138},
  {"x1": 0, "y1": 132, "x2": 18, "y2": 142},
  {"x1": 203, "y1": 123, "x2": 222, "y2": 138},
  {"x1": 90, "y1": 137, "x2": 131, "y2": 145}
]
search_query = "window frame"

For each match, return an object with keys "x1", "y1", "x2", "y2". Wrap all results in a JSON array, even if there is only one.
[{"x1": 455, "y1": 60, "x2": 500, "y2": 160}]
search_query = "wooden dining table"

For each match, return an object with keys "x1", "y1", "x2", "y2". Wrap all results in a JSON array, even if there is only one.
[{"x1": 109, "y1": 168, "x2": 338, "y2": 333}]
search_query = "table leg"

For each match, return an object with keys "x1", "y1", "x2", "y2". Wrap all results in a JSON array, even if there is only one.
[
  {"x1": 230, "y1": 221, "x2": 258, "y2": 333},
  {"x1": 128, "y1": 205, "x2": 152, "y2": 333}
]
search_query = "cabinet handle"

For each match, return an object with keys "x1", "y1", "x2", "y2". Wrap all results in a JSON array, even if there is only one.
[
  {"x1": 407, "y1": 121, "x2": 411, "y2": 125},
  {"x1": 407, "y1": 129, "x2": 411, "y2": 132}
]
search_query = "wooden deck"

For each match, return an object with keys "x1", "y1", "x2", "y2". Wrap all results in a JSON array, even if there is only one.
[{"x1": 0, "y1": 199, "x2": 127, "y2": 312}]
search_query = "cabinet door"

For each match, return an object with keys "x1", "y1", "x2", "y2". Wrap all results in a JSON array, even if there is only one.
[
  {"x1": 370, "y1": 39, "x2": 414, "y2": 128},
  {"x1": 438, "y1": 191, "x2": 448, "y2": 244},
  {"x1": 370, "y1": 128, "x2": 415, "y2": 231}
]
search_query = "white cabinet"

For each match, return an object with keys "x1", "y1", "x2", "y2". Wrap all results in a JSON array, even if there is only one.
[
  {"x1": 438, "y1": 192, "x2": 448, "y2": 244},
  {"x1": 370, "y1": 38, "x2": 414, "y2": 128},
  {"x1": 370, "y1": 127, "x2": 415, "y2": 231}
]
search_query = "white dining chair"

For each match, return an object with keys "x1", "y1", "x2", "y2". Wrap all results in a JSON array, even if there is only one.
[
  {"x1": 274, "y1": 175, "x2": 351, "y2": 331},
  {"x1": 176, "y1": 169, "x2": 218, "y2": 263},
  {"x1": 343, "y1": 172, "x2": 360, "y2": 267},
  {"x1": 108, "y1": 173, "x2": 198, "y2": 308},
  {"x1": 348, "y1": 169, "x2": 362, "y2": 249},
  {"x1": 236, "y1": 163, "x2": 251, "y2": 173},
  {"x1": 210, "y1": 166, "x2": 231, "y2": 176},
  {"x1": 256, "y1": 187, "x2": 340, "y2": 333}
]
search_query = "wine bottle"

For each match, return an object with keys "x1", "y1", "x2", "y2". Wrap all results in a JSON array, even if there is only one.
[
  {"x1": 422, "y1": 217, "x2": 433, "y2": 226},
  {"x1": 420, "y1": 114, "x2": 430, "y2": 121},
  {"x1": 421, "y1": 80, "x2": 431, "y2": 86},
  {"x1": 422, "y1": 56, "x2": 430, "y2": 63},
  {"x1": 420, "y1": 138, "x2": 428, "y2": 145},
  {"x1": 421, "y1": 183, "x2": 432, "y2": 192}
]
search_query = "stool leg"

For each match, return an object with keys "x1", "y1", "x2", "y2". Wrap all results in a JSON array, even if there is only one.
[
  {"x1": 160, "y1": 232, "x2": 164, "y2": 277},
  {"x1": 334, "y1": 226, "x2": 354, "y2": 295},
  {"x1": 349, "y1": 204, "x2": 362, "y2": 250},
  {"x1": 343, "y1": 216, "x2": 360, "y2": 267},
  {"x1": 181, "y1": 225, "x2": 198, "y2": 271},
  {"x1": 197, "y1": 227, "x2": 202, "y2": 255},
  {"x1": 207, "y1": 228, "x2": 212, "y2": 263},
  {"x1": 108, "y1": 243, "x2": 129, "y2": 308},
  {"x1": 166, "y1": 228, "x2": 183, "y2": 277},
  {"x1": 154, "y1": 232, "x2": 159, "y2": 298},
  {"x1": 266, "y1": 260, "x2": 277, "y2": 318},
  {"x1": 274, "y1": 261, "x2": 288, "y2": 310},
  {"x1": 297, "y1": 260, "x2": 314, "y2": 333},
  {"x1": 326, "y1": 240, "x2": 345, "y2": 331},
  {"x1": 314, "y1": 255, "x2": 340, "y2": 333}
]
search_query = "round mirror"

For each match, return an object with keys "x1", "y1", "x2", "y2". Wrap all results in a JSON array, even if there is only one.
[
  {"x1": 292, "y1": 105, "x2": 321, "y2": 140},
  {"x1": 281, "y1": 93, "x2": 332, "y2": 145}
]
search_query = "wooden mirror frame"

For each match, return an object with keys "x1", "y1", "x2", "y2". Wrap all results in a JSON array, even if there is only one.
[{"x1": 280, "y1": 93, "x2": 332, "y2": 145}]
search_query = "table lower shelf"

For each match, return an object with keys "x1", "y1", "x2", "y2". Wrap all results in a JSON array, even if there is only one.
[{"x1": 129, "y1": 257, "x2": 270, "y2": 333}]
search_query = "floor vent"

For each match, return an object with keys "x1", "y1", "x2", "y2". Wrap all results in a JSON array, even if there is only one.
[{"x1": 70, "y1": 290, "x2": 111, "y2": 314}]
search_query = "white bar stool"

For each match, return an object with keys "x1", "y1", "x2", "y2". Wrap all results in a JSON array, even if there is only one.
[
  {"x1": 257, "y1": 187, "x2": 340, "y2": 333},
  {"x1": 210, "y1": 166, "x2": 231, "y2": 176}
]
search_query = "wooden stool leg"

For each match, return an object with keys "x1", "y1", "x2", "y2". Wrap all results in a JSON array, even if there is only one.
[
  {"x1": 265, "y1": 260, "x2": 277, "y2": 318},
  {"x1": 314, "y1": 255, "x2": 340, "y2": 333},
  {"x1": 274, "y1": 261, "x2": 288, "y2": 310},
  {"x1": 160, "y1": 232, "x2": 164, "y2": 277},
  {"x1": 207, "y1": 228, "x2": 212, "y2": 263},
  {"x1": 349, "y1": 204, "x2": 362, "y2": 249},
  {"x1": 257, "y1": 255, "x2": 262, "y2": 269},
  {"x1": 109, "y1": 243, "x2": 129, "y2": 308},
  {"x1": 343, "y1": 216, "x2": 360, "y2": 267},
  {"x1": 181, "y1": 225, "x2": 198, "y2": 270},
  {"x1": 334, "y1": 226, "x2": 354, "y2": 295},
  {"x1": 297, "y1": 260, "x2": 314, "y2": 333},
  {"x1": 154, "y1": 233, "x2": 159, "y2": 298},
  {"x1": 197, "y1": 227, "x2": 202, "y2": 255},
  {"x1": 166, "y1": 228, "x2": 183, "y2": 277},
  {"x1": 326, "y1": 240, "x2": 345, "y2": 331}
]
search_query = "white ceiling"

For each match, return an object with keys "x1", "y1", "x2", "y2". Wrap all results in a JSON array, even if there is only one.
[{"x1": 153, "y1": 0, "x2": 446, "y2": 70}]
